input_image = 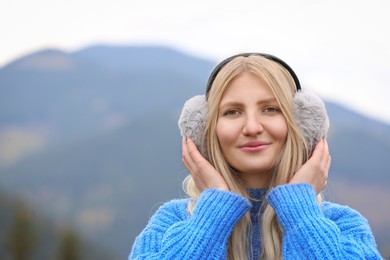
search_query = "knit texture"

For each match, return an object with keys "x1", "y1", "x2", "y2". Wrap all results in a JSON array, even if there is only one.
[
  {"x1": 248, "y1": 188, "x2": 267, "y2": 260},
  {"x1": 129, "y1": 189, "x2": 251, "y2": 259},
  {"x1": 129, "y1": 184, "x2": 382, "y2": 259}
]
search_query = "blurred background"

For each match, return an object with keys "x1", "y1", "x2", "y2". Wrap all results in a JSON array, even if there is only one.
[{"x1": 0, "y1": 0, "x2": 389, "y2": 259}]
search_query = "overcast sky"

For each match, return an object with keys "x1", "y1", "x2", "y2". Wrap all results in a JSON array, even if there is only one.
[{"x1": 1, "y1": 0, "x2": 389, "y2": 124}]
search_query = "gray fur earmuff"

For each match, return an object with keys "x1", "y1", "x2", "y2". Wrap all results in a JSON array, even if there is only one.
[
  {"x1": 178, "y1": 95, "x2": 208, "y2": 153},
  {"x1": 293, "y1": 89, "x2": 329, "y2": 153},
  {"x1": 178, "y1": 89, "x2": 329, "y2": 156}
]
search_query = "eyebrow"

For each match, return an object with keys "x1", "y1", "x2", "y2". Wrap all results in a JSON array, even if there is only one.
[{"x1": 219, "y1": 97, "x2": 278, "y2": 109}]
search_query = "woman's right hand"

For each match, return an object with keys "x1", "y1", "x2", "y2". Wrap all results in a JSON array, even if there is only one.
[{"x1": 182, "y1": 137, "x2": 229, "y2": 192}]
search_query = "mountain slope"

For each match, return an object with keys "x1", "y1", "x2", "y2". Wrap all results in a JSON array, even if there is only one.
[
  {"x1": 0, "y1": 112, "x2": 185, "y2": 258},
  {"x1": 0, "y1": 45, "x2": 214, "y2": 141}
]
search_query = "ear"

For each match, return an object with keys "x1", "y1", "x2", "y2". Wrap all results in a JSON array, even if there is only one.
[
  {"x1": 178, "y1": 95, "x2": 208, "y2": 155},
  {"x1": 293, "y1": 89, "x2": 330, "y2": 153}
]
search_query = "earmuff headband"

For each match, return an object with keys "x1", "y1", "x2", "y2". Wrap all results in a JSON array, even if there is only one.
[{"x1": 205, "y1": 53, "x2": 301, "y2": 98}]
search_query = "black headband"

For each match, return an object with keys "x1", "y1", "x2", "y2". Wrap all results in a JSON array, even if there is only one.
[{"x1": 205, "y1": 53, "x2": 301, "y2": 98}]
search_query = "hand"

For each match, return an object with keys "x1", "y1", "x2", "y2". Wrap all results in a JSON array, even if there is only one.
[
  {"x1": 182, "y1": 137, "x2": 229, "y2": 192},
  {"x1": 290, "y1": 139, "x2": 331, "y2": 194}
]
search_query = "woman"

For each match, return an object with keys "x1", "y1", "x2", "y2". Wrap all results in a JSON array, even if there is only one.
[{"x1": 129, "y1": 53, "x2": 382, "y2": 259}]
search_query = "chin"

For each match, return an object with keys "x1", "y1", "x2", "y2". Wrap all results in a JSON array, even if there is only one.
[
  {"x1": 235, "y1": 165, "x2": 273, "y2": 175},
  {"x1": 233, "y1": 160, "x2": 274, "y2": 174}
]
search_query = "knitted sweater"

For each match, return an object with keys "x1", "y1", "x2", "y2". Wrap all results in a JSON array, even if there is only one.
[{"x1": 129, "y1": 184, "x2": 382, "y2": 259}]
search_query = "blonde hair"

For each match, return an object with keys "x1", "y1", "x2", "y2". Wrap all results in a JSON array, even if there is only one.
[{"x1": 183, "y1": 55, "x2": 322, "y2": 259}]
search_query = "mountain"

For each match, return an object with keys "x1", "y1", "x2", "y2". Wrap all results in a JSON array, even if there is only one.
[
  {"x1": 1, "y1": 45, "x2": 389, "y2": 258},
  {"x1": 326, "y1": 102, "x2": 390, "y2": 183},
  {"x1": 0, "y1": 45, "x2": 213, "y2": 142}
]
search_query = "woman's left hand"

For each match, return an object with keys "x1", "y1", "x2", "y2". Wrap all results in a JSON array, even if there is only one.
[{"x1": 290, "y1": 139, "x2": 331, "y2": 194}]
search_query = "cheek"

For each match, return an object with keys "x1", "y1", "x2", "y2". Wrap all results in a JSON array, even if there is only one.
[
  {"x1": 216, "y1": 120, "x2": 240, "y2": 149},
  {"x1": 273, "y1": 118, "x2": 288, "y2": 144}
]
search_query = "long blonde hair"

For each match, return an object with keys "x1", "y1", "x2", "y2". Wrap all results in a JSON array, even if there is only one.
[{"x1": 183, "y1": 55, "x2": 321, "y2": 259}]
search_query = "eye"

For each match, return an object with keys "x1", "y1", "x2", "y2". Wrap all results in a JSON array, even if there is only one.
[
  {"x1": 223, "y1": 109, "x2": 241, "y2": 117},
  {"x1": 263, "y1": 106, "x2": 280, "y2": 113}
]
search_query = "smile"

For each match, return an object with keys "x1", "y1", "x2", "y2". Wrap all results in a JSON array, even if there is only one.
[{"x1": 240, "y1": 141, "x2": 270, "y2": 152}]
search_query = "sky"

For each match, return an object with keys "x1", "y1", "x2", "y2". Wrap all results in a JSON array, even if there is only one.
[{"x1": 1, "y1": 0, "x2": 390, "y2": 124}]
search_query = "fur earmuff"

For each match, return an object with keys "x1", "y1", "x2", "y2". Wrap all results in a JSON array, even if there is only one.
[
  {"x1": 293, "y1": 89, "x2": 329, "y2": 153},
  {"x1": 178, "y1": 95, "x2": 208, "y2": 153},
  {"x1": 178, "y1": 90, "x2": 329, "y2": 156}
]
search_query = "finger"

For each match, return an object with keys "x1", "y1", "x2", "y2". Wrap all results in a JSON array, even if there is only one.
[
  {"x1": 325, "y1": 154, "x2": 331, "y2": 175},
  {"x1": 182, "y1": 137, "x2": 194, "y2": 171},
  {"x1": 182, "y1": 137, "x2": 188, "y2": 160},
  {"x1": 327, "y1": 155, "x2": 331, "y2": 170},
  {"x1": 310, "y1": 139, "x2": 324, "y2": 162},
  {"x1": 182, "y1": 136, "x2": 187, "y2": 154},
  {"x1": 319, "y1": 139, "x2": 328, "y2": 165},
  {"x1": 186, "y1": 138, "x2": 205, "y2": 166},
  {"x1": 323, "y1": 138, "x2": 329, "y2": 157},
  {"x1": 321, "y1": 139, "x2": 331, "y2": 169}
]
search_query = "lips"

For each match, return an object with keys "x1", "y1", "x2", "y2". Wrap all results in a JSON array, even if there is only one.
[{"x1": 240, "y1": 140, "x2": 270, "y2": 152}]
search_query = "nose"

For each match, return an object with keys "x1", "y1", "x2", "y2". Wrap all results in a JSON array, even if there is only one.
[{"x1": 242, "y1": 114, "x2": 263, "y2": 136}]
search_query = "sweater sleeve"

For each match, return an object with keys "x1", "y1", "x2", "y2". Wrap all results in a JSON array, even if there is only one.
[
  {"x1": 129, "y1": 188, "x2": 251, "y2": 259},
  {"x1": 267, "y1": 184, "x2": 383, "y2": 260}
]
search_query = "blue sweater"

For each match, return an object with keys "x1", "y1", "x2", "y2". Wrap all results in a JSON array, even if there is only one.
[{"x1": 129, "y1": 184, "x2": 382, "y2": 259}]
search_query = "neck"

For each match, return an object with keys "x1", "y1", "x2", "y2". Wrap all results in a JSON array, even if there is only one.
[{"x1": 240, "y1": 171, "x2": 270, "y2": 189}]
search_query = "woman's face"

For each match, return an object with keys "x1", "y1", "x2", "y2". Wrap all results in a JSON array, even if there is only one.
[{"x1": 216, "y1": 72, "x2": 288, "y2": 187}]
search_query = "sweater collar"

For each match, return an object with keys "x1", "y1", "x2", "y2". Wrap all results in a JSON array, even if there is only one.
[
  {"x1": 248, "y1": 188, "x2": 267, "y2": 200},
  {"x1": 248, "y1": 188, "x2": 267, "y2": 221}
]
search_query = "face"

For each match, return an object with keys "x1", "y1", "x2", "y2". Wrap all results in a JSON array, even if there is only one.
[{"x1": 216, "y1": 72, "x2": 288, "y2": 188}]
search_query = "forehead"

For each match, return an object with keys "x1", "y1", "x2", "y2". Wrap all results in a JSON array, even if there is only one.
[{"x1": 218, "y1": 72, "x2": 277, "y2": 108}]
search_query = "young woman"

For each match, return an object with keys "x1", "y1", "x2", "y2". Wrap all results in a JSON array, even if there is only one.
[{"x1": 129, "y1": 53, "x2": 382, "y2": 259}]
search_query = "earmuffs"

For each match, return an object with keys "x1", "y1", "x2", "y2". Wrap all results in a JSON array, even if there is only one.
[{"x1": 178, "y1": 53, "x2": 329, "y2": 156}]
